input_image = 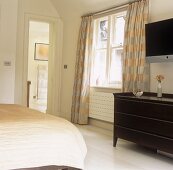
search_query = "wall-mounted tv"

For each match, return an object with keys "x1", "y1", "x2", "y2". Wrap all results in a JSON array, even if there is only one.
[{"x1": 145, "y1": 18, "x2": 173, "y2": 63}]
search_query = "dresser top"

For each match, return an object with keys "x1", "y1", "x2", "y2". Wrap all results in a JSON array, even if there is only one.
[{"x1": 113, "y1": 92, "x2": 173, "y2": 105}]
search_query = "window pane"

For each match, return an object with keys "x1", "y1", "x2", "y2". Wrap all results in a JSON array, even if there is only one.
[
  {"x1": 91, "y1": 50, "x2": 107, "y2": 86},
  {"x1": 112, "y1": 16, "x2": 125, "y2": 46},
  {"x1": 109, "y1": 48, "x2": 122, "y2": 85},
  {"x1": 91, "y1": 11, "x2": 126, "y2": 88},
  {"x1": 96, "y1": 18, "x2": 108, "y2": 49}
]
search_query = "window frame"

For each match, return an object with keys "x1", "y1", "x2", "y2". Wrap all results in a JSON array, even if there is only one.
[{"x1": 91, "y1": 10, "x2": 127, "y2": 89}]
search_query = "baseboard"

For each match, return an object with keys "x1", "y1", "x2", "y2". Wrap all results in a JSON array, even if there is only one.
[
  {"x1": 89, "y1": 117, "x2": 113, "y2": 131},
  {"x1": 157, "y1": 150, "x2": 173, "y2": 159},
  {"x1": 57, "y1": 113, "x2": 114, "y2": 132},
  {"x1": 50, "y1": 111, "x2": 71, "y2": 121}
]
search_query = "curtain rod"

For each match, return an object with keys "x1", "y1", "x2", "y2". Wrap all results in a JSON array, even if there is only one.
[{"x1": 81, "y1": 0, "x2": 143, "y2": 18}]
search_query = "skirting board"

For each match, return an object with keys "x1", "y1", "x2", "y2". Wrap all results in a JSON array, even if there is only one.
[
  {"x1": 58, "y1": 113, "x2": 113, "y2": 132},
  {"x1": 57, "y1": 112, "x2": 71, "y2": 121},
  {"x1": 157, "y1": 150, "x2": 173, "y2": 159},
  {"x1": 89, "y1": 117, "x2": 113, "y2": 131}
]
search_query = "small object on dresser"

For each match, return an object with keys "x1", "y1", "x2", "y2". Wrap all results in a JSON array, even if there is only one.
[
  {"x1": 156, "y1": 75, "x2": 164, "y2": 98},
  {"x1": 157, "y1": 82, "x2": 162, "y2": 98},
  {"x1": 133, "y1": 90, "x2": 143, "y2": 97}
]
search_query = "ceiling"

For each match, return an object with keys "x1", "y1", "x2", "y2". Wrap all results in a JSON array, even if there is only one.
[{"x1": 50, "y1": 0, "x2": 131, "y2": 18}]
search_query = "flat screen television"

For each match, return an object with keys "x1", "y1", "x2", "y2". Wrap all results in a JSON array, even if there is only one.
[{"x1": 145, "y1": 18, "x2": 173, "y2": 63}]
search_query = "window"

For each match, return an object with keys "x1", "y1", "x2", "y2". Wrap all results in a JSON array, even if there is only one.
[{"x1": 91, "y1": 11, "x2": 126, "y2": 88}]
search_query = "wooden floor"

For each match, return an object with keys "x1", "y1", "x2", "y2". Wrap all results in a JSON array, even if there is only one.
[{"x1": 77, "y1": 125, "x2": 173, "y2": 170}]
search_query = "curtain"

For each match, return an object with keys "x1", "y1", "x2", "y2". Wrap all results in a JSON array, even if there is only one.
[
  {"x1": 71, "y1": 16, "x2": 93, "y2": 124},
  {"x1": 123, "y1": 0, "x2": 150, "y2": 92}
]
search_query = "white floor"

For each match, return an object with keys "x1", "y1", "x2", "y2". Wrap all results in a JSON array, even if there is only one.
[{"x1": 77, "y1": 125, "x2": 173, "y2": 170}]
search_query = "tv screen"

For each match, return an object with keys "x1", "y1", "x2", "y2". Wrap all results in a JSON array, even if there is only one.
[{"x1": 145, "y1": 18, "x2": 173, "y2": 63}]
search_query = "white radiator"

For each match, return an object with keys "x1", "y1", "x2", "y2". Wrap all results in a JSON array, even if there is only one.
[{"x1": 89, "y1": 92, "x2": 114, "y2": 123}]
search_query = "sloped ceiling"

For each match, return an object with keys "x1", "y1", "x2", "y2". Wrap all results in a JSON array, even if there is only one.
[{"x1": 50, "y1": 0, "x2": 130, "y2": 18}]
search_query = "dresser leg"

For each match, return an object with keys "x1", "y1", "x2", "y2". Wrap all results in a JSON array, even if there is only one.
[{"x1": 113, "y1": 137, "x2": 118, "y2": 147}]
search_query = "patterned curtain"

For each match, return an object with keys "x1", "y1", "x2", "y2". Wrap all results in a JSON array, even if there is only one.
[
  {"x1": 123, "y1": 0, "x2": 150, "y2": 92},
  {"x1": 71, "y1": 16, "x2": 93, "y2": 124}
]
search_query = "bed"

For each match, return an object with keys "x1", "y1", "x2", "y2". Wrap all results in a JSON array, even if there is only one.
[{"x1": 0, "y1": 104, "x2": 87, "y2": 170}]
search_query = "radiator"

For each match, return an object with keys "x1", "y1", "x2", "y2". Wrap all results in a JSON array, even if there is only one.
[{"x1": 89, "y1": 92, "x2": 114, "y2": 123}]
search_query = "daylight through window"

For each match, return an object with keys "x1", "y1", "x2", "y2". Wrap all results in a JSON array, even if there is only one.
[{"x1": 91, "y1": 11, "x2": 126, "y2": 88}]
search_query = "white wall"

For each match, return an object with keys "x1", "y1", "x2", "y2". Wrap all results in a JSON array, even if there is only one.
[
  {"x1": 0, "y1": 0, "x2": 18, "y2": 103},
  {"x1": 50, "y1": 0, "x2": 129, "y2": 120},
  {"x1": 50, "y1": 0, "x2": 173, "y2": 120},
  {"x1": 0, "y1": 0, "x2": 172, "y2": 119},
  {"x1": 149, "y1": 0, "x2": 173, "y2": 94},
  {"x1": 50, "y1": 1, "x2": 82, "y2": 120},
  {"x1": 0, "y1": 0, "x2": 60, "y2": 105}
]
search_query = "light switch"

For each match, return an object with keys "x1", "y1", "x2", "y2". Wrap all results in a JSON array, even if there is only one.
[
  {"x1": 64, "y1": 65, "x2": 68, "y2": 69},
  {"x1": 4, "y1": 61, "x2": 11, "y2": 66}
]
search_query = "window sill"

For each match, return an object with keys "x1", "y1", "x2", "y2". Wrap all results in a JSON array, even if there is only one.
[{"x1": 90, "y1": 85, "x2": 122, "y2": 91}]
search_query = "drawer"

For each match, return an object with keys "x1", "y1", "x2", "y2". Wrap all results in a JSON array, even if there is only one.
[
  {"x1": 115, "y1": 126, "x2": 173, "y2": 154},
  {"x1": 116, "y1": 112, "x2": 173, "y2": 138},
  {"x1": 115, "y1": 98, "x2": 173, "y2": 122}
]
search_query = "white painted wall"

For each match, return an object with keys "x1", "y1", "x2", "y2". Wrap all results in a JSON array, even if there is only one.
[
  {"x1": 0, "y1": 0, "x2": 172, "y2": 119},
  {"x1": 0, "y1": 0, "x2": 18, "y2": 103},
  {"x1": 0, "y1": 0, "x2": 60, "y2": 106},
  {"x1": 50, "y1": 0, "x2": 173, "y2": 120},
  {"x1": 50, "y1": 0, "x2": 129, "y2": 120},
  {"x1": 149, "y1": 0, "x2": 173, "y2": 94}
]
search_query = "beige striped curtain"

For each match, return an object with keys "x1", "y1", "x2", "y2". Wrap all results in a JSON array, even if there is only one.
[
  {"x1": 71, "y1": 16, "x2": 93, "y2": 124},
  {"x1": 123, "y1": 0, "x2": 150, "y2": 92}
]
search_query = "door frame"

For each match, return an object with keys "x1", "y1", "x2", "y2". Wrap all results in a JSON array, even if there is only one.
[{"x1": 21, "y1": 13, "x2": 63, "y2": 115}]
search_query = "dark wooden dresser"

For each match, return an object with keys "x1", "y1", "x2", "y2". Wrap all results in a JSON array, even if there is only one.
[{"x1": 113, "y1": 92, "x2": 173, "y2": 154}]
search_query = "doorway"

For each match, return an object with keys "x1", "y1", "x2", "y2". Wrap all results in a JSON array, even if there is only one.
[
  {"x1": 27, "y1": 21, "x2": 49, "y2": 113},
  {"x1": 19, "y1": 14, "x2": 63, "y2": 116}
]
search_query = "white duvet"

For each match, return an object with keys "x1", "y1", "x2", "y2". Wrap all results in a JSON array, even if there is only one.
[{"x1": 0, "y1": 104, "x2": 87, "y2": 170}]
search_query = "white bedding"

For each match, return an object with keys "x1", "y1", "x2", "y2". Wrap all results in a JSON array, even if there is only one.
[{"x1": 0, "y1": 104, "x2": 87, "y2": 170}]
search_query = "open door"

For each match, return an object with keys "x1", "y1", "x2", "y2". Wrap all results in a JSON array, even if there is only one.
[
  {"x1": 18, "y1": 14, "x2": 63, "y2": 116},
  {"x1": 27, "y1": 21, "x2": 49, "y2": 113}
]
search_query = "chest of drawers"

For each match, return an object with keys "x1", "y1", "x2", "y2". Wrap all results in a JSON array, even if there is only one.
[{"x1": 113, "y1": 92, "x2": 173, "y2": 154}]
